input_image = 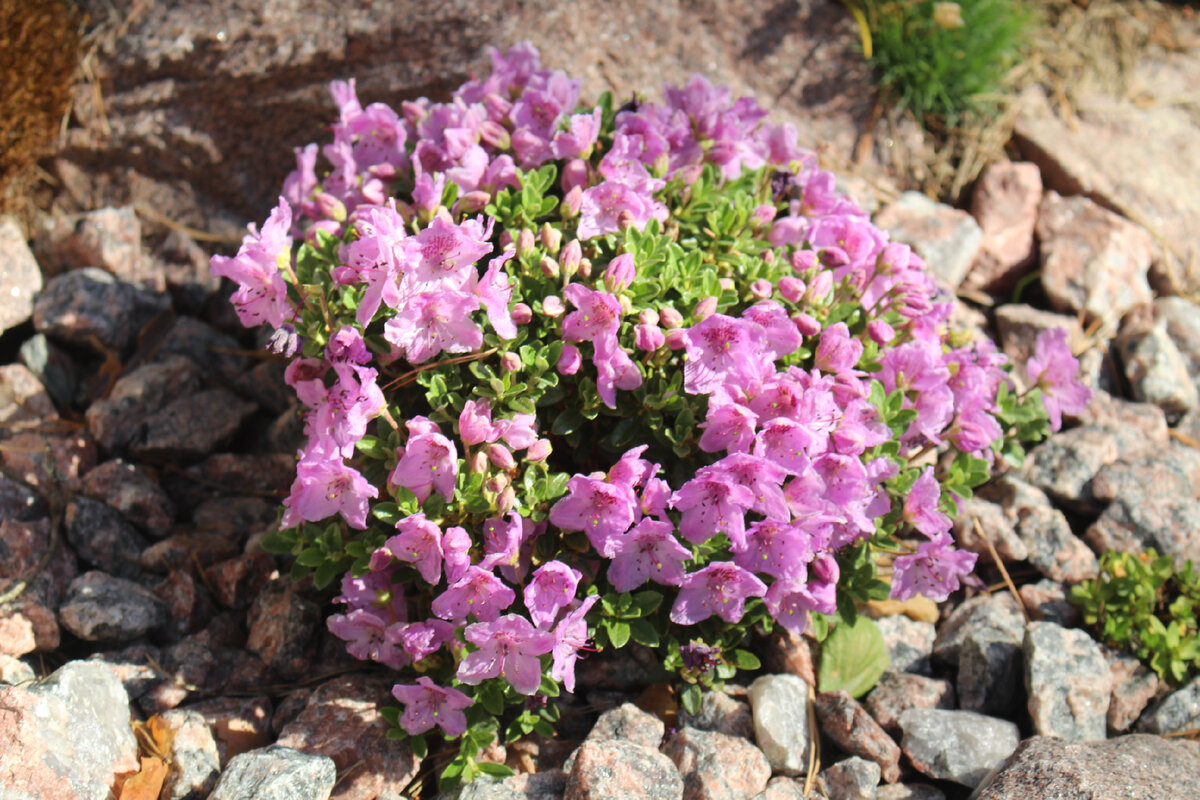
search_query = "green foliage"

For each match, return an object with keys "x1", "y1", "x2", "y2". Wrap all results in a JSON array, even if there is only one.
[
  {"x1": 817, "y1": 614, "x2": 890, "y2": 697},
  {"x1": 856, "y1": 0, "x2": 1037, "y2": 125},
  {"x1": 1070, "y1": 550, "x2": 1200, "y2": 686}
]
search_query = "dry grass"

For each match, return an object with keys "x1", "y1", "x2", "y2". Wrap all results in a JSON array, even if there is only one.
[{"x1": 0, "y1": 0, "x2": 84, "y2": 229}]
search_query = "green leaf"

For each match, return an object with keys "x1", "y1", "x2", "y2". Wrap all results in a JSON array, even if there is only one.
[
  {"x1": 259, "y1": 531, "x2": 296, "y2": 555},
  {"x1": 607, "y1": 620, "x2": 631, "y2": 649},
  {"x1": 817, "y1": 615, "x2": 890, "y2": 698},
  {"x1": 478, "y1": 761, "x2": 516, "y2": 778},
  {"x1": 730, "y1": 649, "x2": 761, "y2": 671},
  {"x1": 295, "y1": 547, "x2": 326, "y2": 567},
  {"x1": 680, "y1": 682, "x2": 703, "y2": 715},
  {"x1": 628, "y1": 618, "x2": 660, "y2": 647}
]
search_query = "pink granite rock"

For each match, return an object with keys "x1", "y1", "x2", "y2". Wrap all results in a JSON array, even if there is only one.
[{"x1": 965, "y1": 161, "x2": 1042, "y2": 294}]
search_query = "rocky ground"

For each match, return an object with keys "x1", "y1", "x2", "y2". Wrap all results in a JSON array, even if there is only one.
[{"x1": 3, "y1": 2, "x2": 1200, "y2": 800}]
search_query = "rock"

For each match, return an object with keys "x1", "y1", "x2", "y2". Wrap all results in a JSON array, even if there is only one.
[
  {"x1": 154, "y1": 316, "x2": 249, "y2": 385},
  {"x1": 32, "y1": 267, "x2": 170, "y2": 354},
  {"x1": 964, "y1": 161, "x2": 1042, "y2": 295},
  {"x1": 749, "y1": 777, "x2": 808, "y2": 800},
  {"x1": 140, "y1": 532, "x2": 243, "y2": 574},
  {"x1": 1115, "y1": 308, "x2": 1198, "y2": 422},
  {"x1": 1137, "y1": 674, "x2": 1200, "y2": 735},
  {"x1": 814, "y1": 691, "x2": 901, "y2": 783},
  {"x1": 1073, "y1": 392, "x2": 1169, "y2": 448},
  {"x1": 990, "y1": 475, "x2": 1098, "y2": 583},
  {"x1": 131, "y1": 387, "x2": 258, "y2": 462},
  {"x1": 276, "y1": 674, "x2": 421, "y2": 800},
  {"x1": 0, "y1": 660, "x2": 140, "y2": 800},
  {"x1": 747, "y1": 673, "x2": 812, "y2": 776},
  {"x1": 873, "y1": 191, "x2": 983, "y2": 289},
  {"x1": 209, "y1": 745, "x2": 337, "y2": 800},
  {"x1": 154, "y1": 568, "x2": 220, "y2": 640},
  {"x1": 818, "y1": 756, "x2": 880, "y2": 800},
  {"x1": 0, "y1": 364, "x2": 57, "y2": 434},
  {"x1": 65, "y1": 496, "x2": 149, "y2": 578},
  {"x1": 81, "y1": 459, "x2": 175, "y2": 537},
  {"x1": 90, "y1": 643, "x2": 164, "y2": 701},
  {"x1": 204, "y1": 553, "x2": 276, "y2": 609},
  {"x1": 0, "y1": 216, "x2": 43, "y2": 334},
  {"x1": 931, "y1": 592, "x2": 1023, "y2": 669},
  {"x1": 0, "y1": 430, "x2": 98, "y2": 493},
  {"x1": 59, "y1": 570, "x2": 166, "y2": 642},
  {"x1": 33, "y1": 206, "x2": 148, "y2": 285},
  {"x1": 0, "y1": 517, "x2": 77, "y2": 609},
  {"x1": 873, "y1": 614, "x2": 935, "y2": 676},
  {"x1": 159, "y1": 709, "x2": 222, "y2": 800},
  {"x1": 1021, "y1": 426, "x2": 1123, "y2": 508},
  {"x1": 85, "y1": 356, "x2": 201, "y2": 454},
  {"x1": 898, "y1": 708, "x2": 1019, "y2": 789},
  {"x1": 0, "y1": 474, "x2": 47, "y2": 522},
  {"x1": 1018, "y1": 580, "x2": 1079, "y2": 628},
  {"x1": 763, "y1": 628, "x2": 818, "y2": 687},
  {"x1": 875, "y1": 786, "x2": 944, "y2": 800},
  {"x1": 972, "y1": 734, "x2": 1200, "y2": 800},
  {"x1": 185, "y1": 695, "x2": 274, "y2": 767},
  {"x1": 863, "y1": 673, "x2": 955, "y2": 739},
  {"x1": 1085, "y1": 494, "x2": 1200, "y2": 569},
  {"x1": 662, "y1": 726, "x2": 772, "y2": 800},
  {"x1": 1024, "y1": 621, "x2": 1110, "y2": 740},
  {"x1": 678, "y1": 689, "x2": 755, "y2": 740},
  {"x1": 1155, "y1": 296, "x2": 1200, "y2": 379},
  {"x1": 0, "y1": 652, "x2": 36, "y2": 684},
  {"x1": 952, "y1": 497, "x2": 1027, "y2": 564},
  {"x1": 565, "y1": 738, "x2": 684, "y2": 800},
  {"x1": 1088, "y1": 445, "x2": 1200, "y2": 507},
  {"x1": 1103, "y1": 647, "x2": 1159, "y2": 734},
  {"x1": 246, "y1": 586, "x2": 319, "y2": 681},
  {"x1": 1035, "y1": 191, "x2": 1154, "y2": 330},
  {"x1": 192, "y1": 495, "x2": 278, "y2": 536},
  {"x1": 18, "y1": 333, "x2": 78, "y2": 411},
  {"x1": 957, "y1": 616, "x2": 1024, "y2": 717},
  {"x1": 585, "y1": 701, "x2": 665, "y2": 749}
]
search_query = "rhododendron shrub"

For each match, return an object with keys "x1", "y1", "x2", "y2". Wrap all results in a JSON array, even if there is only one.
[{"x1": 214, "y1": 42, "x2": 1089, "y2": 787}]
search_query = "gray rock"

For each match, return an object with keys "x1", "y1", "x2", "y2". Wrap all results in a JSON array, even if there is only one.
[
  {"x1": 662, "y1": 726, "x2": 772, "y2": 800},
  {"x1": 1085, "y1": 494, "x2": 1200, "y2": 569},
  {"x1": 1102, "y1": 646, "x2": 1160, "y2": 734},
  {"x1": 814, "y1": 691, "x2": 901, "y2": 784},
  {"x1": 32, "y1": 267, "x2": 170, "y2": 355},
  {"x1": 819, "y1": 756, "x2": 880, "y2": 800},
  {"x1": 0, "y1": 474, "x2": 47, "y2": 523},
  {"x1": 952, "y1": 497, "x2": 1028, "y2": 564},
  {"x1": 1115, "y1": 311, "x2": 1198, "y2": 422},
  {"x1": 586, "y1": 702, "x2": 665, "y2": 749},
  {"x1": 209, "y1": 745, "x2": 336, "y2": 800},
  {"x1": 33, "y1": 206, "x2": 148, "y2": 285},
  {"x1": 0, "y1": 652, "x2": 36, "y2": 684},
  {"x1": 874, "y1": 615, "x2": 935, "y2": 676},
  {"x1": 1017, "y1": 580, "x2": 1079, "y2": 628},
  {"x1": 899, "y1": 709, "x2": 1019, "y2": 788},
  {"x1": 0, "y1": 216, "x2": 43, "y2": 334},
  {"x1": 65, "y1": 496, "x2": 149, "y2": 578},
  {"x1": 876, "y1": 786, "x2": 945, "y2": 800},
  {"x1": 0, "y1": 364, "x2": 57, "y2": 436},
  {"x1": 863, "y1": 673, "x2": 955, "y2": 738},
  {"x1": 1087, "y1": 445, "x2": 1200, "y2": 507},
  {"x1": 957, "y1": 620, "x2": 1024, "y2": 717},
  {"x1": 85, "y1": 356, "x2": 201, "y2": 454},
  {"x1": 18, "y1": 333, "x2": 77, "y2": 411},
  {"x1": 972, "y1": 734, "x2": 1200, "y2": 800},
  {"x1": 1024, "y1": 622, "x2": 1110, "y2": 740},
  {"x1": 1073, "y1": 392, "x2": 1169, "y2": 449},
  {"x1": 81, "y1": 459, "x2": 176, "y2": 537},
  {"x1": 59, "y1": 570, "x2": 166, "y2": 642},
  {"x1": 1137, "y1": 674, "x2": 1200, "y2": 735},
  {"x1": 154, "y1": 317, "x2": 249, "y2": 386},
  {"x1": 874, "y1": 191, "x2": 983, "y2": 288},
  {"x1": 159, "y1": 709, "x2": 221, "y2": 800},
  {"x1": 131, "y1": 388, "x2": 257, "y2": 461},
  {"x1": 245, "y1": 587, "x2": 319, "y2": 681},
  {"x1": 0, "y1": 660, "x2": 140, "y2": 800},
  {"x1": 1021, "y1": 426, "x2": 1123, "y2": 509},
  {"x1": 932, "y1": 593, "x2": 1024, "y2": 669},
  {"x1": 677, "y1": 689, "x2": 755, "y2": 740},
  {"x1": 565, "y1": 738, "x2": 684, "y2": 800},
  {"x1": 1007, "y1": 495, "x2": 1098, "y2": 585},
  {"x1": 749, "y1": 777, "x2": 808, "y2": 800},
  {"x1": 1155, "y1": 296, "x2": 1200, "y2": 379},
  {"x1": 748, "y1": 673, "x2": 812, "y2": 776}
]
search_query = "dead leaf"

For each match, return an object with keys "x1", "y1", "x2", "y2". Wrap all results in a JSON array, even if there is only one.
[
  {"x1": 117, "y1": 756, "x2": 168, "y2": 800},
  {"x1": 865, "y1": 595, "x2": 939, "y2": 624}
]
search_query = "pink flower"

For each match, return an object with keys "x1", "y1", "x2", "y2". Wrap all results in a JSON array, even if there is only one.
[
  {"x1": 388, "y1": 618, "x2": 457, "y2": 662},
  {"x1": 209, "y1": 197, "x2": 295, "y2": 329},
  {"x1": 383, "y1": 289, "x2": 483, "y2": 364},
  {"x1": 890, "y1": 532, "x2": 978, "y2": 602},
  {"x1": 578, "y1": 180, "x2": 668, "y2": 240},
  {"x1": 457, "y1": 614, "x2": 556, "y2": 695},
  {"x1": 815, "y1": 322, "x2": 864, "y2": 374},
  {"x1": 606, "y1": 518, "x2": 691, "y2": 592},
  {"x1": 699, "y1": 397, "x2": 758, "y2": 454},
  {"x1": 391, "y1": 677, "x2": 473, "y2": 737},
  {"x1": 442, "y1": 525, "x2": 472, "y2": 584},
  {"x1": 282, "y1": 448, "x2": 378, "y2": 530},
  {"x1": 459, "y1": 398, "x2": 499, "y2": 446},
  {"x1": 475, "y1": 250, "x2": 518, "y2": 339},
  {"x1": 681, "y1": 314, "x2": 772, "y2": 395},
  {"x1": 549, "y1": 475, "x2": 637, "y2": 556},
  {"x1": 670, "y1": 474, "x2": 756, "y2": 547},
  {"x1": 327, "y1": 608, "x2": 408, "y2": 669},
  {"x1": 1027, "y1": 327, "x2": 1092, "y2": 431},
  {"x1": 413, "y1": 213, "x2": 493, "y2": 287},
  {"x1": 904, "y1": 468, "x2": 952, "y2": 537},
  {"x1": 432, "y1": 565, "x2": 516, "y2": 622},
  {"x1": 669, "y1": 562, "x2": 767, "y2": 625},
  {"x1": 389, "y1": 417, "x2": 458, "y2": 503},
  {"x1": 551, "y1": 594, "x2": 599, "y2": 693},
  {"x1": 383, "y1": 513, "x2": 444, "y2": 584},
  {"x1": 764, "y1": 577, "x2": 836, "y2": 633},
  {"x1": 562, "y1": 285, "x2": 623, "y2": 343},
  {"x1": 524, "y1": 561, "x2": 582, "y2": 629}
]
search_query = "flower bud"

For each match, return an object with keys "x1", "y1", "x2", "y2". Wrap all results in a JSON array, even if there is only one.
[
  {"x1": 483, "y1": 92, "x2": 513, "y2": 121},
  {"x1": 867, "y1": 318, "x2": 895, "y2": 344},
  {"x1": 750, "y1": 279, "x2": 773, "y2": 300},
  {"x1": 498, "y1": 230, "x2": 514, "y2": 250},
  {"x1": 306, "y1": 219, "x2": 343, "y2": 247},
  {"x1": 876, "y1": 242, "x2": 911, "y2": 274},
  {"x1": 561, "y1": 186, "x2": 583, "y2": 218},
  {"x1": 516, "y1": 228, "x2": 536, "y2": 259},
  {"x1": 401, "y1": 99, "x2": 428, "y2": 126},
  {"x1": 604, "y1": 253, "x2": 637, "y2": 293},
  {"x1": 331, "y1": 264, "x2": 358, "y2": 286},
  {"x1": 539, "y1": 255, "x2": 560, "y2": 279},
  {"x1": 762, "y1": 249, "x2": 776, "y2": 265},
  {"x1": 792, "y1": 311, "x2": 821, "y2": 337},
  {"x1": 752, "y1": 204, "x2": 777, "y2": 228},
  {"x1": 639, "y1": 308, "x2": 660, "y2": 326},
  {"x1": 367, "y1": 162, "x2": 396, "y2": 181},
  {"x1": 526, "y1": 439, "x2": 552, "y2": 462},
  {"x1": 540, "y1": 223, "x2": 562, "y2": 255},
  {"x1": 778, "y1": 276, "x2": 805, "y2": 303},
  {"x1": 511, "y1": 303, "x2": 533, "y2": 325},
  {"x1": 790, "y1": 248, "x2": 818, "y2": 274},
  {"x1": 819, "y1": 247, "x2": 849, "y2": 268},
  {"x1": 557, "y1": 343, "x2": 582, "y2": 374},
  {"x1": 315, "y1": 191, "x2": 347, "y2": 222},
  {"x1": 635, "y1": 324, "x2": 665, "y2": 351},
  {"x1": 469, "y1": 450, "x2": 490, "y2": 474},
  {"x1": 577, "y1": 257, "x2": 592, "y2": 279},
  {"x1": 361, "y1": 178, "x2": 387, "y2": 206},
  {"x1": 500, "y1": 352, "x2": 522, "y2": 373},
  {"x1": 487, "y1": 443, "x2": 517, "y2": 471},
  {"x1": 812, "y1": 553, "x2": 839, "y2": 584},
  {"x1": 542, "y1": 295, "x2": 565, "y2": 317},
  {"x1": 719, "y1": 277, "x2": 735, "y2": 292},
  {"x1": 659, "y1": 306, "x2": 684, "y2": 329},
  {"x1": 665, "y1": 328, "x2": 688, "y2": 350},
  {"x1": 694, "y1": 296, "x2": 718, "y2": 321},
  {"x1": 479, "y1": 119, "x2": 511, "y2": 150},
  {"x1": 562, "y1": 159, "x2": 589, "y2": 194},
  {"x1": 816, "y1": 321, "x2": 864, "y2": 374},
  {"x1": 652, "y1": 151, "x2": 671, "y2": 178},
  {"x1": 617, "y1": 209, "x2": 636, "y2": 231},
  {"x1": 486, "y1": 472, "x2": 510, "y2": 493},
  {"x1": 676, "y1": 164, "x2": 703, "y2": 186},
  {"x1": 560, "y1": 239, "x2": 582, "y2": 276},
  {"x1": 806, "y1": 270, "x2": 834, "y2": 303},
  {"x1": 458, "y1": 190, "x2": 491, "y2": 212},
  {"x1": 497, "y1": 486, "x2": 517, "y2": 513}
]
